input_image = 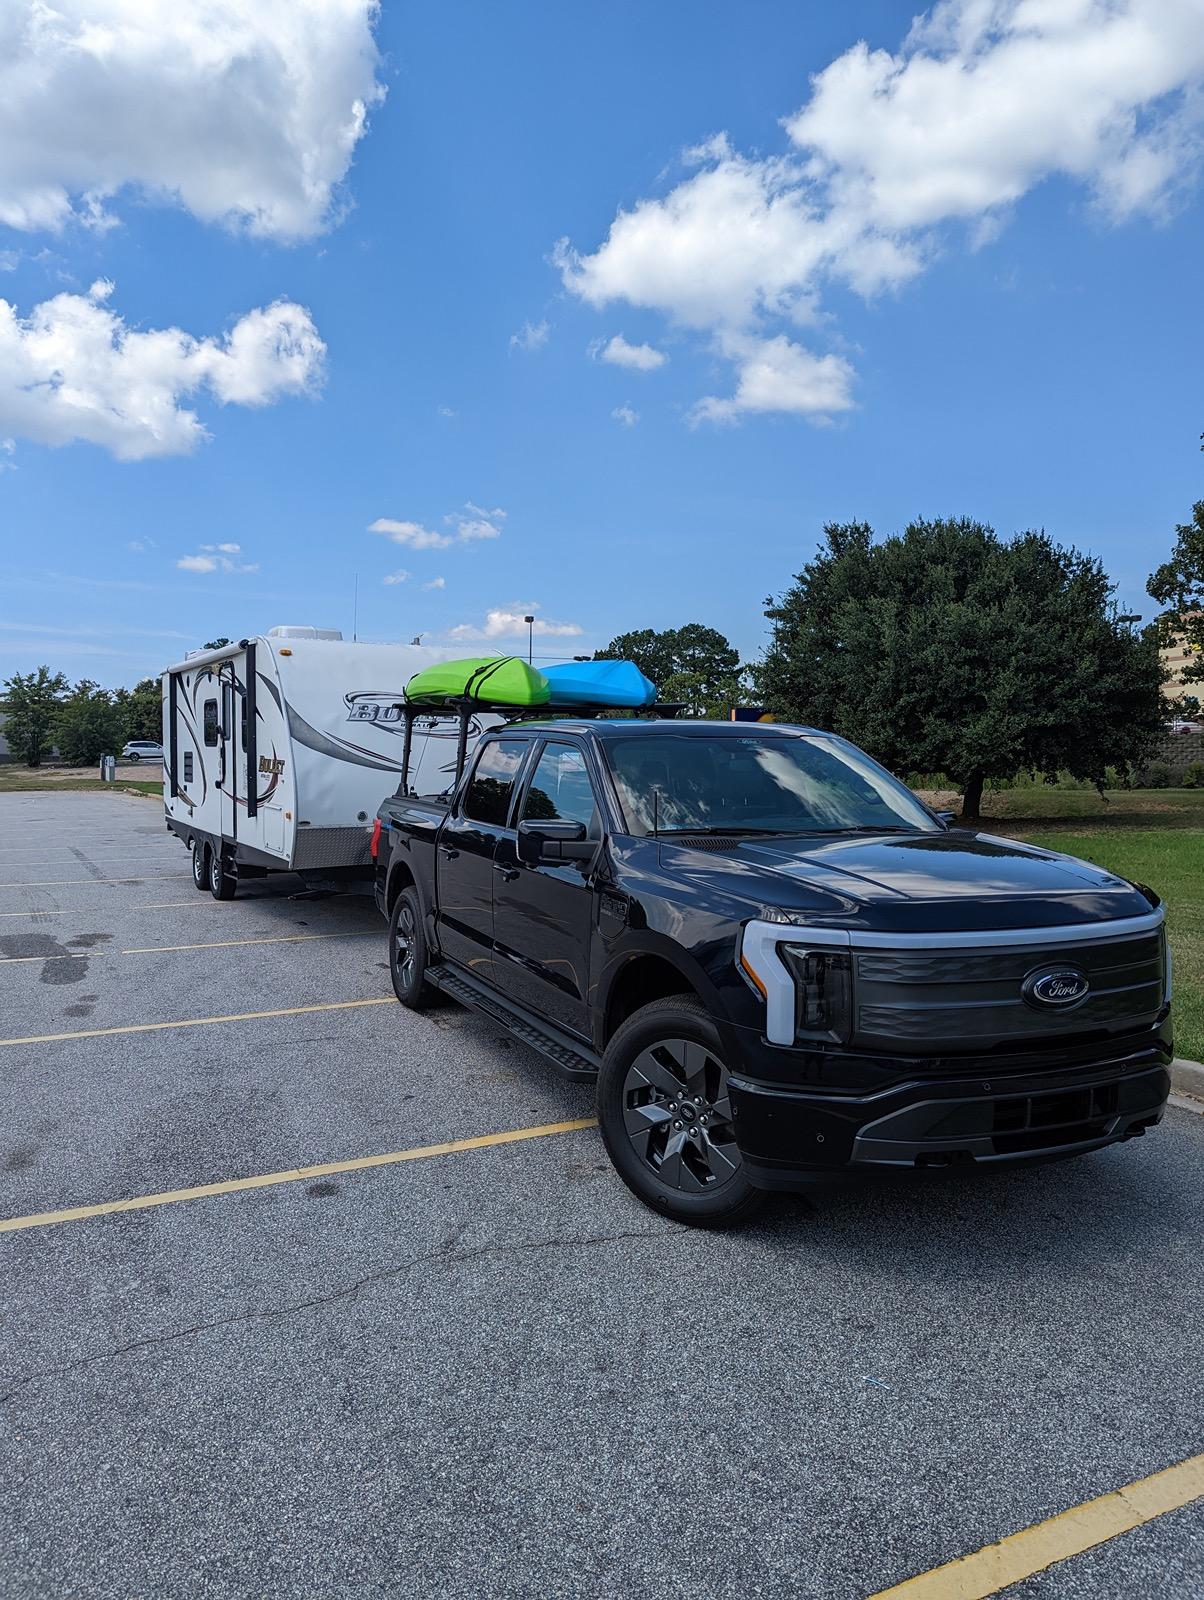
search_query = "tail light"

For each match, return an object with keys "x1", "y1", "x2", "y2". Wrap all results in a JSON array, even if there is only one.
[{"x1": 369, "y1": 817, "x2": 382, "y2": 859}]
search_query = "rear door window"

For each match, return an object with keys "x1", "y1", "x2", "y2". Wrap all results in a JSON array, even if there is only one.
[
  {"x1": 462, "y1": 739, "x2": 527, "y2": 827},
  {"x1": 203, "y1": 699, "x2": 219, "y2": 747}
]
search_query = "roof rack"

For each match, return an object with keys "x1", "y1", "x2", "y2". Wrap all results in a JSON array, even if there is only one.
[{"x1": 398, "y1": 696, "x2": 685, "y2": 793}]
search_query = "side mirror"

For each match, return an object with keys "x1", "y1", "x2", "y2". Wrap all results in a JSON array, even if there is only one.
[
  {"x1": 517, "y1": 818, "x2": 593, "y2": 864},
  {"x1": 936, "y1": 810, "x2": 957, "y2": 827}
]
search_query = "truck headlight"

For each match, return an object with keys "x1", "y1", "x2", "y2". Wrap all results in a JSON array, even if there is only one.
[{"x1": 780, "y1": 946, "x2": 853, "y2": 1044}]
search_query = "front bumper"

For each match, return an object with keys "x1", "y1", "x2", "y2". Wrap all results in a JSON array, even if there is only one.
[{"x1": 728, "y1": 1046, "x2": 1171, "y2": 1188}]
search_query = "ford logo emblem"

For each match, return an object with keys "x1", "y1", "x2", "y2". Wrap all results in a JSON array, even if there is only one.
[{"x1": 1023, "y1": 967, "x2": 1090, "y2": 1009}]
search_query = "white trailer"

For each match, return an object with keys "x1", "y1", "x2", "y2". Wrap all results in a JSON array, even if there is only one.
[{"x1": 162, "y1": 628, "x2": 496, "y2": 898}]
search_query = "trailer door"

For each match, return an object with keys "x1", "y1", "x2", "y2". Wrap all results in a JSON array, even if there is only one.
[{"x1": 218, "y1": 671, "x2": 238, "y2": 846}]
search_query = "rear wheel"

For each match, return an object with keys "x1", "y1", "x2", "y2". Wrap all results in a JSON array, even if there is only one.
[
  {"x1": 128, "y1": 752, "x2": 141, "y2": 763},
  {"x1": 389, "y1": 885, "x2": 436, "y2": 1008},
  {"x1": 191, "y1": 839, "x2": 208, "y2": 892},
  {"x1": 598, "y1": 995, "x2": 765, "y2": 1228},
  {"x1": 208, "y1": 846, "x2": 236, "y2": 900}
]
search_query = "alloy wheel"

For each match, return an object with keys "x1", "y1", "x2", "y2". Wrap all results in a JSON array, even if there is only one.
[
  {"x1": 621, "y1": 1037, "x2": 741, "y2": 1192},
  {"x1": 393, "y1": 898, "x2": 417, "y2": 991}
]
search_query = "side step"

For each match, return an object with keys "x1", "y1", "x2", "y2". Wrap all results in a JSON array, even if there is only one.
[{"x1": 427, "y1": 964, "x2": 599, "y2": 1082}]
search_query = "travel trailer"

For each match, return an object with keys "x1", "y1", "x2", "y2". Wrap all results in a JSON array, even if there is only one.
[{"x1": 161, "y1": 628, "x2": 497, "y2": 898}]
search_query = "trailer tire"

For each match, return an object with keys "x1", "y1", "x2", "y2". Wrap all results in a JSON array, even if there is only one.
[
  {"x1": 191, "y1": 840, "x2": 208, "y2": 892},
  {"x1": 208, "y1": 847, "x2": 236, "y2": 901},
  {"x1": 389, "y1": 885, "x2": 435, "y2": 1009}
]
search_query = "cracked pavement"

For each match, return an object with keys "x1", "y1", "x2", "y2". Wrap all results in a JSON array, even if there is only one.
[{"x1": 2, "y1": 791, "x2": 1203, "y2": 1599}]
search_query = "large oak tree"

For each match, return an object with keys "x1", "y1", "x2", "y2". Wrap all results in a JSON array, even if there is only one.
[{"x1": 759, "y1": 518, "x2": 1165, "y2": 818}]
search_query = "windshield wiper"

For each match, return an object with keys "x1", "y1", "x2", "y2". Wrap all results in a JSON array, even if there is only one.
[
  {"x1": 804, "y1": 824, "x2": 922, "y2": 836},
  {"x1": 657, "y1": 825, "x2": 794, "y2": 837}
]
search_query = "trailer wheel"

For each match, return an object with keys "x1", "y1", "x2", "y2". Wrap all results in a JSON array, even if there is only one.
[
  {"x1": 208, "y1": 847, "x2": 236, "y2": 901},
  {"x1": 191, "y1": 840, "x2": 209, "y2": 892},
  {"x1": 389, "y1": 886, "x2": 435, "y2": 1009}
]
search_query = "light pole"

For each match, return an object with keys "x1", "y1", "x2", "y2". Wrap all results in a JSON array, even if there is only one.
[{"x1": 524, "y1": 615, "x2": 535, "y2": 664}]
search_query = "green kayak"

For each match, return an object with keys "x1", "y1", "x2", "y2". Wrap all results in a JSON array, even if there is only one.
[{"x1": 404, "y1": 655, "x2": 552, "y2": 706}]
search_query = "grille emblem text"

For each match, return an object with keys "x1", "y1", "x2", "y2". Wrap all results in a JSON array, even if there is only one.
[{"x1": 1023, "y1": 967, "x2": 1090, "y2": 1009}]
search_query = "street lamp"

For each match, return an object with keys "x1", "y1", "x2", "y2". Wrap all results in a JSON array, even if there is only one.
[
  {"x1": 524, "y1": 615, "x2": 535, "y2": 664},
  {"x1": 1118, "y1": 612, "x2": 1142, "y2": 631}
]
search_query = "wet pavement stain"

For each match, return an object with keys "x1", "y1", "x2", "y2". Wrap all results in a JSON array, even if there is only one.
[
  {"x1": 0, "y1": 933, "x2": 89, "y2": 984},
  {"x1": 2, "y1": 1147, "x2": 38, "y2": 1173}
]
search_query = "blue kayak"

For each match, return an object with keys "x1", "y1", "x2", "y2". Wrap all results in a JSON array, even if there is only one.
[{"x1": 543, "y1": 659, "x2": 656, "y2": 708}]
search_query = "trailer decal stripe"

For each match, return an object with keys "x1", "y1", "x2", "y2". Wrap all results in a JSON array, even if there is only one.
[{"x1": 0, "y1": 1119, "x2": 599, "y2": 1234}]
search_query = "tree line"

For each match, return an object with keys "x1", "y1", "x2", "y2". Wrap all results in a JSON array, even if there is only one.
[
  {"x1": 6, "y1": 503, "x2": 1200, "y2": 810},
  {"x1": 1, "y1": 669, "x2": 163, "y2": 767}
]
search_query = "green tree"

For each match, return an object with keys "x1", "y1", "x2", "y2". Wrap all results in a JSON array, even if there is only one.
[
  {"x1": 760, "y1": 518, "x2": 1166, "y2": 819},
  {"x1": 115, "y1": 677, "x2": 163, "y2": 743},
  {"x1": 2, "y1": 667, "x2": 69, "y2": 767},
  {"x1": 203, "y1": 637, "x2": 232, "y2": 651},
  {"x1": 597, "y1": 623, "x2": 743, "y2": 714},
  {"x1": 55, "y1": 680, "x2": 123, "y2": 766},
  {"x1": 1148, "y1": 498, "x2": 1204, "y2": 695}
]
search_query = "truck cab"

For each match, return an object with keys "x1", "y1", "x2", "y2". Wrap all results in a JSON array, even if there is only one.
[{"x1": 373, "y1": 720, "x2": 1172, "y2": 1226}]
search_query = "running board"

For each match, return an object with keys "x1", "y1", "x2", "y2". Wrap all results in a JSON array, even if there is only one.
[{"x1": 427, "y1": 964, "x2": 599, "y2": 1081}]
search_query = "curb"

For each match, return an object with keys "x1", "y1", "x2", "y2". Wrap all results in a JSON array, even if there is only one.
[{"x1": 1171, "y1": 1058, "x2": 1204, "y2": 1103}]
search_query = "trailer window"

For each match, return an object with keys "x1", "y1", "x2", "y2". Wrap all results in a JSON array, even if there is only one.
[
  {"x1": 203, "y1": 699, "x2": 219, "y2": 747},
  {"x1": 463, "y1": 739, "x2": 527, "y2": 827}
]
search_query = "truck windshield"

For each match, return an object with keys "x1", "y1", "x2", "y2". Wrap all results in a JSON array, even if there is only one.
[{"x1": 602, "y1": 732, "x2": 938, "y2": 838}]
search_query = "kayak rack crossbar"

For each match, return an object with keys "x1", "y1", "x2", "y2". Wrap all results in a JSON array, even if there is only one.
[{"x1": 397, "y1": 697, "x2": 684, "y2": 795}]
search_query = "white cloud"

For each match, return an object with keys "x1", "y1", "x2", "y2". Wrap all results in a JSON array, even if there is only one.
[
  {"x1": 0, "y1": 1, "x2": 385, "y2": 240},
  {"x1": 423, "y1": 576, "x2": 446, "y2": 590},
  {"x1": 593, "y1": 334, "x2": 667, "y2": 371},
  {"x1": 127, "y1": 537, "x2": 156, "y2": 553},
  {"x1": 509, "y1": 319, "x2": 549, "y2": 352},
  {"x1": 611, "y1": 405, "x2": 640, "y2": 427},
  {"x1": 177, "y1": 543, "x2": 258, "y2": 574},
  {"x1": 370, "y1": 503, "x2": 506, "y2": 550},
  {"x1": 691, "y1": 334, "x2": 855, "y2": 424},
  {"x1": 382, "y1": 569, "x2": 410, "y2": 585},
  {"x1": 369, "y1": 519, "x2": 451, "y2": 551},
  {"x1": 0, "y1": 281, "x2": 325, "y2": 459},
  {"x1": 558, "y1": 0, "x2": 1204, "y2": 420},
  {"x1": 448, "y1": 602, "x2": 583, "y2": 643}
]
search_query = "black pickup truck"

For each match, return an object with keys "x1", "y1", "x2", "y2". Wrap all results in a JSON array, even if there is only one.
[{"x1": 372, "y1": 719, "x2": 1172, "y2": 1226}]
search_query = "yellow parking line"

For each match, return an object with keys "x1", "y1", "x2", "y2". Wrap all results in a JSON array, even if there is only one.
[
  {"x1": 0, "y1": 874, "x2": 189, "y2": 888},
  {"x1": 0, "y1": 996, "x2": 396, "y2": 1047},
  {"x1": 867, "y1": 1452, "x2": 1204, "y2": 1599},
  {"x1": 0, "y1": 1118, "x2": 598, "y2": 1234},
  {"x1": 121, "y1": 931, "x2": 378, "y2": 955},
  {"x1": 0, "y1": 930, "x2": 379, "y2": 965}
]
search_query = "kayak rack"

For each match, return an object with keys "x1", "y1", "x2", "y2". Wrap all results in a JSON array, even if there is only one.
[{"x1": 398, "y1": 696, "x2": 685, "y2": 794}]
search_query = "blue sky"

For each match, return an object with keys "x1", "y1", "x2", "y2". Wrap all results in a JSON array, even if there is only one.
[{"x1": 2, "y1": 0, "x2": 1202, "y2": 687}]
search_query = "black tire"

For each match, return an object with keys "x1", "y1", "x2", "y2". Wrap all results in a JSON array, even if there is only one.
[
  {"x1": 191, "y1": 839, "x2": 208, "y2": 892},
  {"x1": 389, "y1": 884, "x2": 436, "y2": 1008},
  {"x1": 129, "y1": 752, "x2": 140, "y2": 763},
  {"x1": 208, "y1": 846, "x2": 236, "y2": 900},
  {"x1": 598, "y1": 995, "x2": 765, "y2": 1228}
]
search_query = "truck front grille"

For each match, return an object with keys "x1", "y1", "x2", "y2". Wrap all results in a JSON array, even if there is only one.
[{"x1": 852, "y1": 931, "x2": 1166, "y2": 1053}]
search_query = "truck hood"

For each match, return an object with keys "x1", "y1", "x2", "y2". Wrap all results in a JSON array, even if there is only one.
[{"x1": 655, "y1": 828, "x2": 1154, "y2": 932}]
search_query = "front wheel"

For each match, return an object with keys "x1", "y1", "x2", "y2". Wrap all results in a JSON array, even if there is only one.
[
  {"x1": 389, "y1": 885, "x2": 436, "y2": 1008},
  {"x1": 191, "y1": 839, "x2": 208, "y2": 892},
  {"x1": 208, "y1": 847, "x2": 236, "y2": 900},
  {"x1": 598, "y1": 995, "x2": 764, "y2": 1228}
]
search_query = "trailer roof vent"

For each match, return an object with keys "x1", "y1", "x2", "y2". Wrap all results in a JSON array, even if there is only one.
[{"x1": 267, "y1": 626, "x2": 343, "y2": 641}]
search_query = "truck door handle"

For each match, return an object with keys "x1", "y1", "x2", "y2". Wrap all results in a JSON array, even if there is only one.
[
  {"x1": 494, "y1": 864, "x2": 519, "y2": 882},
  {"x1": 439, "y1": 845, "x2": 459, "y2": 860}
]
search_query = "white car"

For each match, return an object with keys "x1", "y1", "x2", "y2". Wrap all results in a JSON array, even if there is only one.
[{"x1": 121, "y1": 740, "x2": 164, "y2": 763}]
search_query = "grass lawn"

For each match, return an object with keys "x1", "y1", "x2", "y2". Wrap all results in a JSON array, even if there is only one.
[
  {"x1": 0, "y1": 770, "x2": 162, "y2": 798},
  {"x1": 983, "y1": 790, "x2": 1202, "y2": 1066}
]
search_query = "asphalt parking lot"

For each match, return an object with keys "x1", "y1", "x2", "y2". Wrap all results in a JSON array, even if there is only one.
[{"x1": 1, "y1": 789, "x2": 1202, "y2": 1599}]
